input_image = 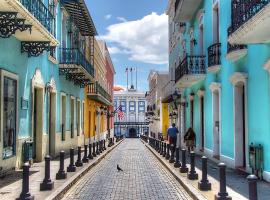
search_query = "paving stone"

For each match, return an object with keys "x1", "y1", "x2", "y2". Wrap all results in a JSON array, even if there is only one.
[{"x1": 63, "y1": 139, "x2": 192, "y2": 200}]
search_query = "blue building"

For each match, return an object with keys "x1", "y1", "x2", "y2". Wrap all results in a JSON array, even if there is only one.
[
  {"x1": 167, "y1": 0, "x2": 270, "y2": 181},
  {"x1": 0, "y1": 0, "x2": 96, "y2": 172}
]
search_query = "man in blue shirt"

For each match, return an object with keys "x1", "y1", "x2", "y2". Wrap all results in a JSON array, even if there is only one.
[{"x1": 167, "y1": 123, "x2": 179, "y2": 161}]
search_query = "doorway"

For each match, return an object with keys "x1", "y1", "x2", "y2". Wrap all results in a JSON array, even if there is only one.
[
  {"x1": 70, "y1": 97, "x2": 75, "y2": 138},
  {"x1": 129, "y1": 128, "x2": 137, "y2": 138},
  {"x1": 234, "y1": 83, "x2": 246, "y2": 168},
  {"x1": 213, "y1": 90, "x2": 220, "y2": 159},
  {"x1": 33, "y1": 88, "x2": 43, "y2": 162},
  {"x1": 48, "y1": 92, "x2": 56, "y2": 156}
]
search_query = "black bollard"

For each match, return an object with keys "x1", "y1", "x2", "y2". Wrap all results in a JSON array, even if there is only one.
[
  {"x1": 187, "y1": 151, "x2": 198, "y2": 180},
  {"x1": 247, "y1": 175, "x2": 258, "y2": 200},
  {"x1": 160, "y1": 142, "x2": 163, "y2": 155},
  {"x1": 88, "y1": 143, "x2": 93, "y2": 159},
  {"x1": 215, "y1": 163, "x2": 232, "y2": 200},
  {"x1": 75, "y1": 146, "x2": 83, "y2": 167},
  {"x1": 16, "y1": 163, "x2": 34, "y2": 200},
  {"x1": 104, "y1": 140, "x2": 106, "y2": 150},
  {"x1": 198, "y1": 156, "x2": 211, "y2": 191},
  {"x1": 157, "y1": 141, "x2": 161, "y2": 153},
  {"x1": 40, "y1": 155, "x2": 54, "y2": 190},
  {"x1": 56, "y1": 151, "x2": 67, "y2": 180},
  {"x1": 165, "y1": 143, "x2": 170, "y2": 160},
  {"x1": 67, "y1": 148, "x2": 76, "y2": 172},
  {"x1": 100, "y1": 140, "x2": 103, "y2": 152},
  {"x1": 180, "y1": 149, "x2": 188, "y2": 173},
  {"x1": 93, "y1": 142, "x2": 96, "y2": 157},
  {"x1": 174, "y1": 148, "x2": 181, "y2": 168},
  {"x1": 169, "y1": 143, "x2": 175, "y2": 163},
  {"x1": 96, "y1": 141, "x2": 100, "y2": 155},
  {"x1": 162, "y1": 142, "x2": 166, "y2": 157},
  {"x1": 82, "y1": 145, "x2": 89, "y2": 163}
]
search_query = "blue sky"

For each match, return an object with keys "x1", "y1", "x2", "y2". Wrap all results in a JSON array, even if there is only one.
[{"x1": 86, "y1": 0, "x2": 168, "y2": 91}]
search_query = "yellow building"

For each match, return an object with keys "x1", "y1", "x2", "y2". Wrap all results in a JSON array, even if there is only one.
[{"x1": 84, "y1": 38, "x2": 112, "y2": 143}]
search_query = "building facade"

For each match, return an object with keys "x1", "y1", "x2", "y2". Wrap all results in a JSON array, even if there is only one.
[
  {"x1": 114, "y1": 88, "x2": 148, "y2": 138},
  {"x1": 167, "y1": 0, "x2": 270, "y2": 181},
  {"x1": 0, "y1": 0, "x2": 106, "y2": 173},
  {"x1": 146, "y1": 70, "x2": 169, "y2": 139}
]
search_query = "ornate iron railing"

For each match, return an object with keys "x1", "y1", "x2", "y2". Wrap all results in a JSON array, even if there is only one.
[
  {"x1": 20, "y1": 0, "x2": 55, "y2": 35},
  {"x1": 88, "y1": 82, "x2": 111, "y2": 102},
  {"x1": 175, "y1": 55, "x2": 206, "y2": 83},
  {"x1": 230, "y1": 0, "x2": 270, "y2": 34},
  {"x1": 227, "y1": 27, "x2": 247, "y2": 53},
  {"x1": 208, "y1": 43, "x2": 221, "y2": 67},
  {"x1": 59, "y1": 48, "x2": 95, "y2": 77}
]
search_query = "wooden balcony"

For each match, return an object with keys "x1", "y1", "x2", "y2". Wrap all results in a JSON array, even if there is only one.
[{"x1": 175, "y1": 55, "x2": 206, "y2": 88}]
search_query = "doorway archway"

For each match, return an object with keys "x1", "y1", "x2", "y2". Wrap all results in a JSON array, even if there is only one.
[{"x1": 129, "y1": 128, "x2": 137, "y2": 138}]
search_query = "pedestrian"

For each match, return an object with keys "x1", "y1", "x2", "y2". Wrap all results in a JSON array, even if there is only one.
[
  {"x1": 184, "y1": 127, "x2": 196, "y2": 152},
  {"x1": 167, "y1": 123, "x2": 179, "y2": 154}
]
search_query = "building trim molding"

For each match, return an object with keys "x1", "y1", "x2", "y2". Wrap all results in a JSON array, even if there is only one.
[
  {"x1": 230, "y1": 72, "x2": 248, "y2": 85},
  {"x1": 263, "y1": 58, "x2": 270, "y2": 72},
  {"x1": 209, "y1": 82, "x2": 221, "y2": 92},
  {"x1": 197, "y1": 89, "x2": 205, "y2": 98}
]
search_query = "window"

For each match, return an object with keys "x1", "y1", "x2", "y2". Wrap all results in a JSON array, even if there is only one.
[
  {"x1": 2, "y1": 76, "x2": 17, "y2": 159},
  {"x1": 138, "y1": 101, "x2": 145, "y2": 112},
  {"x1": 129, "y1": 101, "x2": 136, "y2": 112},
  {"x1": 120, "y1": 101, "x2": 126, "y2": 112},
  {"x1": 213, "y1": 1, "x2": 220, "y2": 43}
]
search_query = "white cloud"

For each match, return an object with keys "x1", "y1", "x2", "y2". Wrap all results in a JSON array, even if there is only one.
[
  {"x1": 117, "y1": 17, "x2": 127, "y2": 22},
  {"x1": 101, "y1": 12, "x2": 168, "y2": 65},
  {"x1": 104, "y1": 14, "x2": 112, "y2": 20}
]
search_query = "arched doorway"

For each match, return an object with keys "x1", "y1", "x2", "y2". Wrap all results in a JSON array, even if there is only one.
[{"x1": 129, "y1": 128, "x2": 137, "y2": 138}]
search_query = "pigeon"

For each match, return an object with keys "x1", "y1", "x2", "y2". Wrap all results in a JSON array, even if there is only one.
[{"x1": 117, "y1": 164, "x2": 123, "y2": 172}]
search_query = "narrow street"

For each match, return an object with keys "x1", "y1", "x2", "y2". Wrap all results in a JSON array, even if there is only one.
[{"x1": 62, "y1": 139, "x2": 192, "y2": 200}]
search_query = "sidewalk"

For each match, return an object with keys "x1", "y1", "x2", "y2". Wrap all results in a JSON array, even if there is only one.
[
  {"x1": 0, "y1": 140, "x2": 122, "y2": 200},
  {"x1": 143, "y1": 140, "x2": 270, "y2": 200}
]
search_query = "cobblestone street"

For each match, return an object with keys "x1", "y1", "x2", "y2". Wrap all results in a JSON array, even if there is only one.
[{"x1": 63, "y1": 139, "x2": 192, "y2": 200}]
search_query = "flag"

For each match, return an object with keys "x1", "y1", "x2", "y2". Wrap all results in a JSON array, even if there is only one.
[{"x1": 117, "y1": 105, "x2": 124, "y2": 120}]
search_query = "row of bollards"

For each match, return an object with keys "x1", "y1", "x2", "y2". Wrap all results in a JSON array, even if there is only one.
[
  {"x1": 149, "y1": 137, "x2": 258, "y2": 200},
  {"x1": 17, "y1": 138, "x2": 117, "y2": 200}
]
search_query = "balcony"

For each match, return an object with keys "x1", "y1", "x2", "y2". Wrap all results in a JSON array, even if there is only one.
[
  {"x1": 207, "y1": 43, "x2": 221, "y2": 73},
  {"x1": 175, "y1": 55, "x2": 206, "y2": 88},
  {"x1": 0, "y1": 0, "x2": 58, "y2": 52},
  {"x1": 87, "y1": 82, "x2": 112, "y2": 106},
  {"x1": 226, "y1": 27, "x2": 247, "y2": 62},
  {"x1": 59, "y1": 48, "x2": 95, "y2": 87},
  {"x1": 174, "y1": 0, "x2": 203, "y2": 22},
  {"x1": 228, "y1": 0, "x2": 270, "y2": 44},
  {"x1": 161, "y1": 80, "x2": 174, "y2": 103}
]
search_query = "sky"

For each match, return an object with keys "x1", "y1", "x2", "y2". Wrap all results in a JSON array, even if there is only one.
[{"x1": 86, "y1": 0, "x2": 168, "y2": 92}]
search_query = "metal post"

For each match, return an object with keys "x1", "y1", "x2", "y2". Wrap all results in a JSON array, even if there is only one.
[
  {"x1": 16, "y1": 163, "x2": 34, "y2": 200},
  {"x1": 160, "y1": 142, "x2": 163, "y2": 155},
  {"x1": 93, "y1": 142, "x2": 96, "y2": 157},
  {"x1": 56, "y1": 151, "x2": 67, "y2": 179},
  {"x1": 169, "y1": 143, "x2": 175, "y2": 163},
  {"x1": 104, "y1": 139, "x2": 106, "y2": 150},
  {"x1": 174, "y1": 148, "x2": 181, "y2": 168},
  {"x1": 75, "y1": 146, "x2": 83, "y2": 167},
  {"x1": 247, "y1": 175, "x2": 258, "y2": 200},
  {"x1": 82, "y1": 145, "x2": 89, "y2": 163},
  {"x1": 67, "y1": 148, "x2": 76, "y2": 172},
  {"x1": 198, "y1": 156, "x2": 211, "y2": 191},
  {"x1": 162, "y1": 142, "x2": 166, "y2": 157},
  {"x1": 215, "y1": 163, "x2": 232, "y2": 200},
  {"x1": 88, "y1": 143, "x2": 93, "y2": 159},
  {"x1": 188, "y1": 151, "x2": 198, "y2": 180},
  {"x1": 180, "y1": 149, "x2": 188, "y2": 173},
  {"x1": 40, "y1": 155, "x2": 54, "y2": 190},
  {"x1": 96, "y1": 141, "x2": 100, "y2": 155},
  {"x1": 165, "y1": 143, "x2": 170, "y2": 160}
]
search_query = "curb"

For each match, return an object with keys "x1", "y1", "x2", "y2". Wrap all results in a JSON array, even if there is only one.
[
  {"x1": 141, "y1": 139, "x2": 207, "y2": 200},
  {"x1": 46, "y1": 139, "x2": 124, "y2": 200}
]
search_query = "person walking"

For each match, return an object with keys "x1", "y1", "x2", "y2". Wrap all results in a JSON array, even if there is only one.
[{"x1": 167, "y1": 123, "x2": 179, "y2": 156}]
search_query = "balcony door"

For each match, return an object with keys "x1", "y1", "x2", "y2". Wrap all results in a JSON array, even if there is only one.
[
  {"x1": 212, "y1": 90, "x2": 220, "y2": 159},
  {"x1": 212, "y1": 1, "x2": 220, "y2": 43}
]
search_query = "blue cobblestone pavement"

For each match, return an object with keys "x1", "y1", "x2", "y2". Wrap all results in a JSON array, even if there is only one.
[{"x1": 62, "y1": 139, "x2": 192, "y2": 200}]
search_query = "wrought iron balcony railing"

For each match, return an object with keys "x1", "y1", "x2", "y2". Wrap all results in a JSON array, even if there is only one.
[
  {"x1": 208, "y1": 43, "x2": 221, "y2": 67},
  {"x1": 227, "y1": 27, "x2": 247, "y2": 53},
  {"x1": 59, "y1": 48, "x2": 95, "y2": 78},
  {"x1": 20, "y1": 0, "x2": 55, "y2": 35},
  {"x1": 230, "y1": 0, "x2": 270, "y2": 34},
  {"x1": 88, "y1": 82, "x2": 111, "y2": 102},
  {"x1": 175, "y1": 55, "x2": 206, "y2": 83}
]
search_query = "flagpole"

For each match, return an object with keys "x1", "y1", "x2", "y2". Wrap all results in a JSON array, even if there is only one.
[
  {"x1": 136, "y1": 67, "x2": 137, "y2": 90},
  {"x1": 126, "y1": 67, "x2": 128, "y2": 90}
]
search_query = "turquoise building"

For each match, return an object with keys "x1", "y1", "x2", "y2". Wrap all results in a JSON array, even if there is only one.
[
  {"x1": 167, "y1": 0, "x2": 270, "y2": 181},
  {"x1": 0, "y1": 0, "x2": 96, "y2": 171}
]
